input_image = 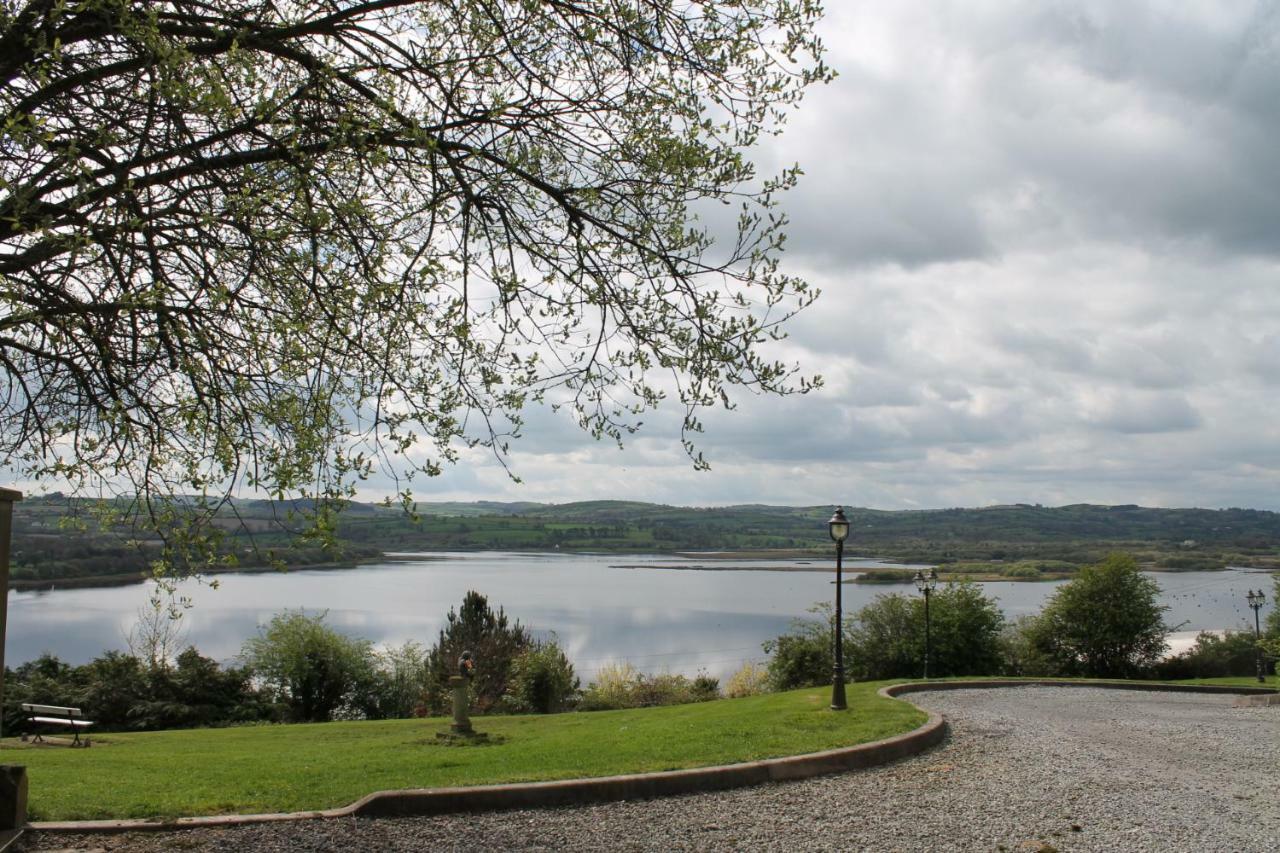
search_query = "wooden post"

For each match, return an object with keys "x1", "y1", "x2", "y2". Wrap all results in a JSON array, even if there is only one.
[
  {"x1": 0, "y1": 489, "x2": 19, "y2": 742},
  {"x1": 0, "y1": 488, "x2": 23, "y2": 834}
]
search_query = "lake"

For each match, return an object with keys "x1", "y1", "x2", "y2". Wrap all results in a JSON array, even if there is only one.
[{"x1": 6, "y1": 552, "x2": 1273, "y2": 680}]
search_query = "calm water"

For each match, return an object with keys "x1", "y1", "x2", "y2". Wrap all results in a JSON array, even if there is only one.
[{"x1": 6, "y1": 552, "x2": 1273, "y2": 680}]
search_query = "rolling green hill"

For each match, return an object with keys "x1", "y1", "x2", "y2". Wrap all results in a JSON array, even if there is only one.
[{"x1": 9, "y1": 497, "x2": 1280, "y2": 586}]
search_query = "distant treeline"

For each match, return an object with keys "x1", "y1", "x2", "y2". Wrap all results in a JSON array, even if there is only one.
[{"x1": 10, "y1": 496, "x2": 1280, "y2": 584}]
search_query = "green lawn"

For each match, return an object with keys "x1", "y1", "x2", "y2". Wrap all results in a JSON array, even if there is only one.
[
  {"x1": 1164, "y1": 674, "x2": 1280, "y2": 688},
  {"x1": 5, "y1": 683, "x2": 924, "y2": 822}
]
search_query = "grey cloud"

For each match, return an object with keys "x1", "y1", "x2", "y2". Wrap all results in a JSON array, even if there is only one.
[
  {"x1": 765, "y1": 1, "x2": 1280, "y2": 271},
  {"x1": 991, "y1": 326, "x2": 1198, "y2": 390},
  {"x1": 335, "y1": 4, "x2": 1280, "y2": 513},
  {"x1": 1086, "y1": 393, "x2": 1203, "y2": 434}
]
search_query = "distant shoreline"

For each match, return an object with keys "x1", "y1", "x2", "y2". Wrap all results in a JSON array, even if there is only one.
[
  {"x1": 10, "y1": 549, "x2": 1274, "y2": 592},
  {"x1": 611, "y1": 563, "x2": 831, "y2": 573},
  {"x1": 6, "y1": 554, "x2": 438, "y2": 592}
]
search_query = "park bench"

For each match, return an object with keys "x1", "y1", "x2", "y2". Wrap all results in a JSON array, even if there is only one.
[{"x1": 21, "y1": 703, "x2": 93, "y2": 747}]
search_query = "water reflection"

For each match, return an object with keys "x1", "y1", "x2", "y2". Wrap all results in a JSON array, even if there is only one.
[{"x1": 5, "y1": 552, "x2": 1271, "y2": 680}]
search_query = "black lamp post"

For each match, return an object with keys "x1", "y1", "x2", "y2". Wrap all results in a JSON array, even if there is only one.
[
  {"x1": 828, "y1": 507, "x2": 850, "y2": 710},
  {"x1": 913, "y1": 567, "x2": 938, "y2": 679},
  {"x1": 1247, "y1": 589, "x2": 1267, "y2": 684}
]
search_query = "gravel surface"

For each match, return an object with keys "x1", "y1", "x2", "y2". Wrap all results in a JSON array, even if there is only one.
[{"x1": 27, "y1": 686, "x2": 1279, "y2": 852}]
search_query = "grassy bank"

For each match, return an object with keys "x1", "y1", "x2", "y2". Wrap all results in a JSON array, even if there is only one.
[{"x1": 5, "y1": 683, "x2": 923, "y2": 822}]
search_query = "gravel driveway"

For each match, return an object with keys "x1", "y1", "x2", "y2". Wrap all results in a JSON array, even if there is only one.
[{"x1": 28, "y1": 686, "x2": 1279, "y2": 852}]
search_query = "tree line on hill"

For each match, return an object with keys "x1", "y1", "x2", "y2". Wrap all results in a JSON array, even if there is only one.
[
  {"x1": 7, "y1": 559, "x2": 1278, "y2": 736},
  {"x1": 12, "y1": 497, "x2": 1280, "y2": 586}
]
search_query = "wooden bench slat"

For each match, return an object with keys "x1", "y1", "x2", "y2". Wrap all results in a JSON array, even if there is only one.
[
  {"x1": 21, "y1": 704, "x2": 83, "y2": 715},
  {"x1": 30, "y1": 717, "x2": 94, "y2": 727}
]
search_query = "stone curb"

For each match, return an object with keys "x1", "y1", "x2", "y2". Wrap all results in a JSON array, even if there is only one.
[
  {"x1": 881, "y1": 678, "x2": 1280, "y2": 697},
  {"x1": 31, "y1": 694, "x2": 947, "y2": 834}
]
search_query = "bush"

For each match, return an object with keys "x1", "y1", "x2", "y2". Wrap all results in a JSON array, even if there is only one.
[
  {"x1": 1022, "y1": 553, "x2": 1168, "y2": 678},
  {"x1": 579, "y1": 662, "x2": 637, "y2": 710},
  {"x1": 763, "y1": 609, "x2": 833, "y2": 690},
  {"x1": 692, "y1": 672, "x2": 721, "y2": 701},
  {"x1": 241, "y1": 610, "x2": 377, "y2": 722},
  {"x1": 1267, "y1": 575, "x2": 1280, "y2": 640},
  {"x1": 999, "y1": 615, "x2": 1058, "y2": 677},
  {"x1": 764, "y1": 583, "x2": 1005, "y2": 685},
  {"x1": 362, "y1": 641, "x2": 431, "y2": 719},
  {"x1": 925, "y1": 582, "x2": 1006, "y2": 677},
  {"x1": 506, "y1": 636, "x2": 579, "y2": 713},
  {"x1": 1154, "y1": 630, "x2": 1264, "y2": 680},
  {"x1": 578, "y1": 663, "x2": 718, "y2": 711},
  {"x1": 4, "y1": 649, "x2": 270, "y2": 734},
  {"x1": 723, "y1": 661, "x2": 769, "y2": 698},
  {"x1": 1000, "y1": 563, "x2": 1041, "y2": 578},
  {"x1": 843, "y1": 582, "x2": 1005, "y2": 681},
  {"x1": 844, "y1": 594, "x2": 917, "y2": 681},
  {"x1": 1262, "y1": 637, "x2": 1280, "y2": 677},
  {"x1": 131, "y1": 648, "x2": 267, "y2": 729}
]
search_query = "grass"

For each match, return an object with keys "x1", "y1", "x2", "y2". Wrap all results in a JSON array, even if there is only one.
[
  {"x1": 4, "y1": 682, "x2": 924, "y2": 822},
  {"x1": 1162, "y1": 674, "x2": 1279, "y2": 688}
]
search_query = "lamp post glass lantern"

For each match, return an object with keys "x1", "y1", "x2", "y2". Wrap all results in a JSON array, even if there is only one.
[
  {"x1": 1247, "y1": 589, "x2": 1267, "y2": 683},
  {"x1": 913, "y1": 568, "x2": 938, "y2": 679},
  {"x1": 828, "y1": 507, "x2": 850, "y2": 710}
]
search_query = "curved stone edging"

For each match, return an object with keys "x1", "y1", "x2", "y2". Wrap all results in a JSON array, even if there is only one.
[
  {"x1": 882, "y1": 678, "x2": 1279, "y2": 697},
  {"x1": 38, "y1": 679, "x2": 1269, "y2": 834},
  {"x1": 31, "y1": 696, "x2": 947, "y2": 834}
]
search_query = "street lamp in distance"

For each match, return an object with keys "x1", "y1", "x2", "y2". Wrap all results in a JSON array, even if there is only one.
[
  {"x1": 1246, "y1": 589, "x2": 1267, "y2": 684},
  {"x1": 828, "y1": 507, "x2": 850, "y2": 711},
  {"x1": 913, "y1": 567, "x2": 939, "y2": 679}
]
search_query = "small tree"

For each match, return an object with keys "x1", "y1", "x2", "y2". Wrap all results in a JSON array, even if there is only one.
[
  {"x1": 125, "y1": 601, "x2": 189, "y2": 669},
  {"x1": 1024, "y1": 553, "x2": 1168, "y2": 678},
  {"x1": 423, "y1": 591, "x2": 531, "y2": 715},
  {"x1": 241, "y1": 610, "x2": 376, "y2": 722}
]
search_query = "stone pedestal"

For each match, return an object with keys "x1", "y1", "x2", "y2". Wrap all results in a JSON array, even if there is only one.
[
  {"x1": 0, "y1": 766, "x2": 26, "y2": 830},
  {"x1": 449, "y1": 675, "x2": 472, "y2": 734},
  {"x1": 437, "y1": 676, "x2": 488, "y2": 742}
]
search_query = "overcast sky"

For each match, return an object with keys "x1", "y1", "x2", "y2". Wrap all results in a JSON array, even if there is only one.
[{"x1": 396, "y1": 2, "x2": 1280, "y2": 511}]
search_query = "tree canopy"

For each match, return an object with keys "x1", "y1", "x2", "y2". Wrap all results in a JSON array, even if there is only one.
[
  {"x1": 0, "y1": 1, "x2": 829, "y2": 559},
  {"x1": 1024, "y1": 553, "x2": 1169, "y2": 678}
]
